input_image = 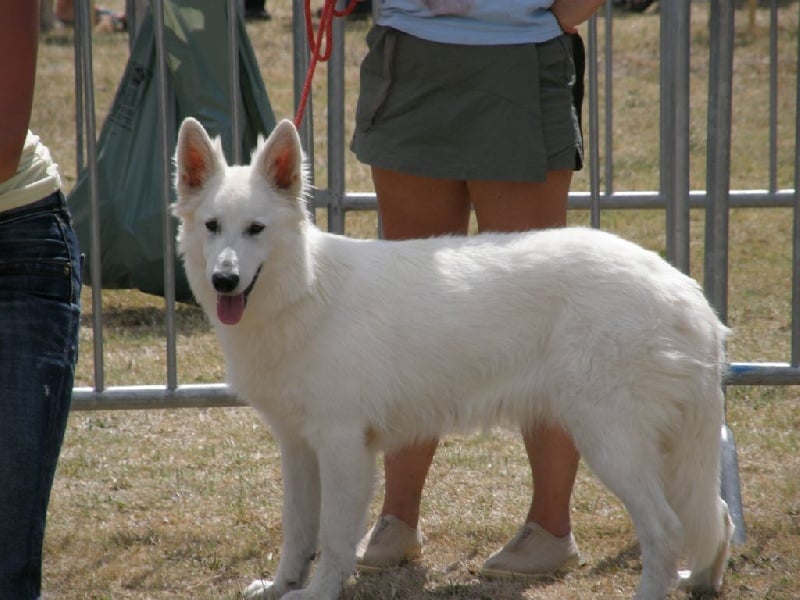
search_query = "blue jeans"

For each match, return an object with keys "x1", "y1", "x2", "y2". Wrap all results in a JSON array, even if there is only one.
[{"x1": 0, "y1": 192, "x2": 82, "y2": 600}]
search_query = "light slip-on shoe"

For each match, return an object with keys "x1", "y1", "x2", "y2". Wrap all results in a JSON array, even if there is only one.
[
  {"x1": 480, "y1": 522, "x2": 582, "y2": 580},
  {"x1": 356, "y1": 515, "x2": 423, "y2": 572}
]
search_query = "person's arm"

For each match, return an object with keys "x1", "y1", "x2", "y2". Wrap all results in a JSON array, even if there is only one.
[
  {"x1": 551, "y1": 0, "x2": 605, "y2": 34},
  {"x1": 0, "y1": 1, "x2": 39, "y2": 183}
]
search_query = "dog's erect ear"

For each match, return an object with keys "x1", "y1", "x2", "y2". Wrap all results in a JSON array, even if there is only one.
[
  {"x1": 174, "y1": 117, "x2": 224, "y2": 205},
  {"x1": 254, "y1": 119, "x2": 305, "y2": 201}
]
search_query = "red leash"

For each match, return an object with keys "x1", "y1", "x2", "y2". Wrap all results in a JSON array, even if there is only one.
[{"x1": 294, "y1": 0, "x2": 360, "y2": 128}]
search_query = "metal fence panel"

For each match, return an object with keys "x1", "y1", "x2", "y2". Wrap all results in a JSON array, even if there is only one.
[{"x1": 67, "y1": 0, "x2": 800, "y2": 545}]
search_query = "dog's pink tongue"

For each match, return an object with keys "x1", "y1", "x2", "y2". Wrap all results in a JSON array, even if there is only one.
[{"x1": 217, "y1": 293, "x2": 245, "y2": 325}]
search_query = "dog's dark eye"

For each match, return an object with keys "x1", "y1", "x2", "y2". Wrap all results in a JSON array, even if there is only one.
[
  {"x1": 246, "y1": 222, "x2": 265, "y2": 236},
  {"x1": 205, "y1": 219, "x2": 220, "y2": 234}
]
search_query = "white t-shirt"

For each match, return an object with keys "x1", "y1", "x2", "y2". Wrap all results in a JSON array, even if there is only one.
[
  {"x1": 376, "y1": 0, "x2": 563, "y2": 45},
  {"x1": 0, "y1": 130, "x2": 61, "y2": 213}
]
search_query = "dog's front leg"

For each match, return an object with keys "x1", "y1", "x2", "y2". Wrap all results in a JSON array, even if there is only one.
[
  {"x1": 244, "y1": 433, "x2": 320, "y2": 599},
  {"x1": 290, "y1": 429, "x2": 376, "y2": 600}
]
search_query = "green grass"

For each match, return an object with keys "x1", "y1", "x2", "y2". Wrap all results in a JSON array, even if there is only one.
[{"x1": 30, "y1": 1, "x2": 800, "y2": 598}]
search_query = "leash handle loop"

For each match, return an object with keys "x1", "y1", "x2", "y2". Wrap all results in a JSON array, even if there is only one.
[{"x1": 294, "y1": 0, "x2": 360, "y2": 127}]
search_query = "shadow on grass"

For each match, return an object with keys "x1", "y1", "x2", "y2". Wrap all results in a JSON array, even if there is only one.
[
  {"x1": 81, "y1": 297, "x2": 210, "y2": 337},
  {"x1": 347, "y1": 562, "x2": 564, "y2": 600},
  {"x1": 589, "y1": 540, "x2": 641, "y2": 577}
]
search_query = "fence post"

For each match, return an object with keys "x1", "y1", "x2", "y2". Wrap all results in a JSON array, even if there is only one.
[
  {"x1": 293, "y1": 0, "x2": 316, "y2": 222},
  {"x1": 660, "y1": 0, "x2": 691, "y2": 274},
  {"x1": 77, "y1": 0, "x2": 106, "y2": 393},
  {"x1": 705, "y1": 0, "x2": 746, "y2": 544},
  {"x1": 326, "y1": 0, "x2": 347, "y2": 234},
  {"x1": 793, "y1": 5, "x2": 800, "y2": 370},
  {"x1": 153, "y1": 0, "x2": 179, "y2": 390}
]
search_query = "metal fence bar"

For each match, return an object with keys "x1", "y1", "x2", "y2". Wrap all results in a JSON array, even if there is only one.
[
  {"x1": 293, "y1": 0, "x2": 315, "y2": 217},
  {"x1": 659, "y1": 4, "x2": 674, "y2": 229},
  {"x1": 705, "y1": 0, "x2": 745, "y2": 543},
  {"x1": 704, "y1": 0, "x2": 735, "y2": 325},
  {"x1": 330, "y1": 189, "x2": 800, "y2": 213},
  {"x1": 769, "y1": 0, "x2": 779, "y2": 194},
  {"x1": 67, "y1": 361, "x2": 800, "y2": 412},
  {"x1": 77, "y1": 0, "x2": 105, "y2": 393},
  {"x1": 72, "y1": 384, "x2": 243, "y2": 410},
  {"x1": 73, "y1": 11, "x2": 85, "y2": 175},
  {"x1": 228, "y1": 0, "x2": 243, "y2": 164},
  {"x1": 661, "y1": 0, "x2": 692, "y2": 274},
  {"x1": 603, "y1": 2, "x2": 614, "y2": 200},
  {"x1": 325, "y1": 0, "x2": 347, "y2": 234},
  {"x1": 793, "y1": 4, "x2": 800, "y2": 368},
  {"x1": 153, "y1": 0, "x2": 179, "y2": 390},
  {"x1": 587, "y1": 14, "x2": 601, "y2": 228},
  {"x1": 728, "y1": 363, "x2": 800, "y2": 386}
]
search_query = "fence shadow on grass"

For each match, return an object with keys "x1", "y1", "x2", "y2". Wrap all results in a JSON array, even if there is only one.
[
  {"x1": 346, "y1": 562, "x2": 550, "y2": 600},
  {"x1": 80, "y1": 291, "x2": 210, "y2": 338}
]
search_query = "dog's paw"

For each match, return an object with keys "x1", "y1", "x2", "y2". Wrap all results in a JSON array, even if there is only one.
[
  {"x1": 677, "y1": 568, "x2": 724, "y2": 595},
  {"x1": 242, "y1": 579, "x2": 281, "y2": 599}
]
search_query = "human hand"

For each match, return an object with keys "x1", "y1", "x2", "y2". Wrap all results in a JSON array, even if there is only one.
[{"x1": 551, "y1": 0, "x2": 605, "y2": 34}]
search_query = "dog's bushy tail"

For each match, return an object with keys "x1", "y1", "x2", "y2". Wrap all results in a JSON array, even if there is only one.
[{"x1": 663, "y1": 326, "x2": 733, "y2": 593}]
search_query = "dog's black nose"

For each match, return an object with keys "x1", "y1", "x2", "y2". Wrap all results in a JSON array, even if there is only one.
[{"x1": 212, "y1": 272, "x2": 239, "y2": 293}]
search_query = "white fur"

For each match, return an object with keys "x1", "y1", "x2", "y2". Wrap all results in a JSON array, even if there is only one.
[{"x1": 173, "y1": 117, "x2": 734, "y2": 600}]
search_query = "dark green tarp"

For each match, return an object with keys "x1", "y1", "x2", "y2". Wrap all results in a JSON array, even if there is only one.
[{"x1": 69, "y1": 0, "x2": 275, "y2": 301}]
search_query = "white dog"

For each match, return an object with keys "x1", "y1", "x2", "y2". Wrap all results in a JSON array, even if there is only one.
[{"x1": 173, "y1": 117, "x2": 734, "y2": 600}]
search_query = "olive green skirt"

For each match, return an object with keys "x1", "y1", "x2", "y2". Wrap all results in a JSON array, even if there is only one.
[{"x1": 351, "y1": 26, "x2": 585, "y2": 182}]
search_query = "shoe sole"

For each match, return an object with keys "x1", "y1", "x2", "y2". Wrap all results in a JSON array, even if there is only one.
[
  {"x1": 479, "y1": 554, "x2": 582, "y2": 581},
  {"x1": 355, "y1": 548, "x2": 422, "y2": 574}
]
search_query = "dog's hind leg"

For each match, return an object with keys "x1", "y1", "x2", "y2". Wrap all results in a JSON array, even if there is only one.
[
  {"x1": 298, "y1": 428, "x2": 377, "y2": 600},
  {"x1": 678, "y1": 500, "x2": 733, "y2": 594},
  {"x1": 621, "y1": 479, "x2": 682, "y2": 600},
  {"x1": 573, "y1": 420, "x2": 681, "y2": 600},
  {"x1": 245, "y1": 433, "x2": 321, "y2": 599}
]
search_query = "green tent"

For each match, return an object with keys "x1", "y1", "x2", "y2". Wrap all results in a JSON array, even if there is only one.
[{"x1": 70, "y1": 0, "x2": 276, "y2": 301}]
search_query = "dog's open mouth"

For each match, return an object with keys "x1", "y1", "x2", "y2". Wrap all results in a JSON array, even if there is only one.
[{"x1": 216, "y1": 266, "x2": 262, "y2": 326}]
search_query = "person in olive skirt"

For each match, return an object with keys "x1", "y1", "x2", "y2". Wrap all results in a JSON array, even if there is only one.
[{"x1": 351, "y1": 0, "x2": 603, "y2": 579}]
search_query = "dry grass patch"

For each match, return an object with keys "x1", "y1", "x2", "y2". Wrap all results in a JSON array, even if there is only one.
[{"x1": 29, "y1": 1, "x2": 800, "y2": 598}]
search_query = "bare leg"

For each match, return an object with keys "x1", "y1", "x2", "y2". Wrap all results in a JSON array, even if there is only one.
[
  {"x1": 371, "y1": 166, "x2": 471, "y2": 528},
  {"x1": 372, "y1": 166, "x2": 471, "y2": 242},
  {"x1": 369, "y1": 167, "x2": 580, "y2": 543},
  {"x1": 468, "y1": 171, "x2": 571, "y2": 232},
  {"x1": 470, "y1": 170, "x2": 579, "y2": 538},
  {"x1": 523, "y1": 425, "x2": 580, "y2": 537},
  {"x1": 379, "y1": 442, "x2": 437, "y2": 527}
]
